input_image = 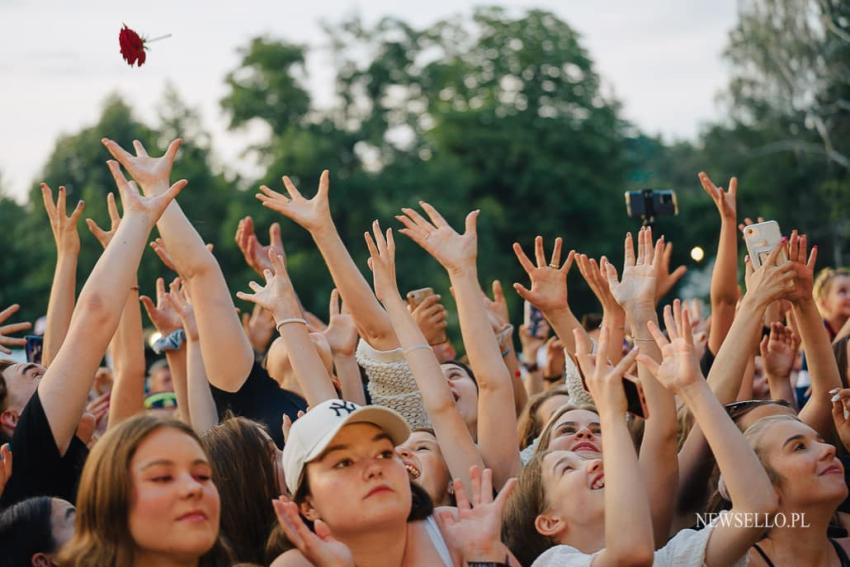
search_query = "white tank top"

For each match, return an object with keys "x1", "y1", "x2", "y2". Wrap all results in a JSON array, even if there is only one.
[{"x1": 424, "y1": 515, "x2": 454, "y2": 567}]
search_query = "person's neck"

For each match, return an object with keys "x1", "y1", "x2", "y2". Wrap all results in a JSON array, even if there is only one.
[
  {"x1": 132, "y1": 550, "x2": 198, "y2": 567},
  {"x1": 338, "y1": 520, "x2": 409, "y2": 567},
  {"x1": 762, "y1": 503, "x2": 836, "y2": 565},
  {"x1": 825, "y1": 313, "x2": 847, "y2": 336},
  {"x1": 558, "y1": 518, "x2": 606, "y2": 555}
]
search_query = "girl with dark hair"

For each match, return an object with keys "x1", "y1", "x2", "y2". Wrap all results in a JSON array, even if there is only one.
[
  {"x1": 57, "y1": 415, "x2": 230, "y2": 567},
  {"x1": 0, "y1": 496, "x2": 75, "y2": 567}
]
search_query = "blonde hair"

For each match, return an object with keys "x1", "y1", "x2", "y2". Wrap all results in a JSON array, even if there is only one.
[
  {"x1": 502, "y1": 450, "x2": 556, "y2": 566},
  {"x1": 742, "y1": 414, "x2": 802, "y2": 486},
  {"x1": 813, "y1": 267, "x2": 850, "y2": 305}
]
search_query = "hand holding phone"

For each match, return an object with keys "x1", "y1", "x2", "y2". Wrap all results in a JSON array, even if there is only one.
[
  {"x1": 523, "y1": 301, "x2": 549, "y2": 340},
  {"x1": 743, "y1": 220, "x2": 786, "y2": 270}
]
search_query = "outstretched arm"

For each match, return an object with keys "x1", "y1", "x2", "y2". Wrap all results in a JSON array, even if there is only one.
[
  {"x1": 575, "y1": 329, "x2": 654, "y2": 567},
  {"x1": 102, "y1": 138, "x2": 253, "y2": 392},
  {"x1": 41, "y1": 183, "x2": 85, "y2": 367},
  {"x1": 576, "y1": 254, "x2": 625, "y2": 364},
  {"x1": 88, "y1": 195, "x2": 147, "y2": 429},
  {"x1": 237, "y1": 250, "x2": 337, "y2": 407},
  {"x1": 512, "y1": 237, "x2": 582, "y2": 356},
  {"x1": 365, "y1": 220, "x2": 483, "y2": 492},
  {"x1": 699, "y1": 172, "x2": 739, "y2": 355},
  {"x1": 256, "y1": 171, "x2": 398, "y2": 350},
  {"x1": 397, "y1": 204, "x2": 519, "y2": 487},
  {"x1": 39, "y1": 159, "x2": 187, "y2": 454},
  {"x1": 638, "y1": 303, "x2": 777, "y2": 567}
]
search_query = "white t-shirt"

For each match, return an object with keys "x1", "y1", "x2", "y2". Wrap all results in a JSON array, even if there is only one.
[{"x1": 531, "y1": 517, "x2": 747, "y2": 567}]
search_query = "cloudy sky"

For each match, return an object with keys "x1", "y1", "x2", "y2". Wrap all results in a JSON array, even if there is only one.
[{"x1": 0, "y1": 0, "x2": 738, "y2": 201}]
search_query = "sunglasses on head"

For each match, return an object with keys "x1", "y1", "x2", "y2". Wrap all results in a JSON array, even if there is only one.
[{"x1": 724, "y1": 399, "x2": 792, "y2": 421}]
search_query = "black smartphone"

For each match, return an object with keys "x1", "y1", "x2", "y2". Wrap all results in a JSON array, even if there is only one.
[
  {"x1": 25, "y1": 335, "x2": 43, "y2": 365},
  {"x1": 523, "y1": 301, "x2": 549, "y2": 339},
  {"x1": 625, "y1": 189, "x2": 678, "y2": 220},
  {"x1": 623, "y1": 376, "x2": 649, "y2": 419}
]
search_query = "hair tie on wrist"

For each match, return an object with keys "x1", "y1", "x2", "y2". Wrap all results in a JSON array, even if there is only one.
[{"x1": 275, "y1": 318, "x2": 308, "y2": 333}]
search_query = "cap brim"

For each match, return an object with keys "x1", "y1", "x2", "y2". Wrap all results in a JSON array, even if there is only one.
[{"x1": 303, "y1": 405, "x2": 411, "y2": 465}]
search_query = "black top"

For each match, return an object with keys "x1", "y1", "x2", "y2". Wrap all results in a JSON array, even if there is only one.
[
  {"x1": 210, "y1": 362, "x2": 307, "y2": 448},
  {"x1": 0, "y1": 390, "x2": 89, "y2": 508}
]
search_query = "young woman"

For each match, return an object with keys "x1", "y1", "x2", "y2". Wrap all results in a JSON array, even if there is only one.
[
  {"x1": 814, "y1": 267, "x2": 850, "y2": 342},
  {"x1": 518, "y1": 387, "x2": 570, "y2": 451},
  {"x1": 504, "y1": 306, "x2": 778, "y2": 567},
  {"x1": 742, "y1": 414, "x2": 850, "y2": 565},
  {"x1": 271, "y1": 399, "x2": 515, "y2": 567},
  {"x1": 201, "y1": 416, "x2": 284, "y2": 565},
  {"x1": 58, "y1": 415, "x2": 230, "y2": 566},
  {"x1": 397, "y1": 428, "x2": 454, "y2": 506}
]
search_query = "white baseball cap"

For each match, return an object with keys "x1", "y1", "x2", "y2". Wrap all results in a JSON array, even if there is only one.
[{"x1": 282, "y1": 399, "x2": 410, "y2": 495}]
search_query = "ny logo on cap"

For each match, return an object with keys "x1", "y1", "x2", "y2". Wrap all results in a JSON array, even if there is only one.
[{"x1": 328, "y1": 400, "x2": 357, "y2": 417}]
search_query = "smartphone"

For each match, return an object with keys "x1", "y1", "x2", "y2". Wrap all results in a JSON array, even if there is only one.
[
  {"x1": 743, "y1": 221, "x2": 786, "y2": 269},
  {"x1": 25, "y1": 335, "x2": 43, "y2": 365},
  {"x1": 406, "y1": 287, "x2": 435, "y2": 310},
  {"x1": 523, "y1": 301, "x2": 549, "y2": 339},
  {"x1": 625, "y1": 189, "x2": 678, "y2": 220}
]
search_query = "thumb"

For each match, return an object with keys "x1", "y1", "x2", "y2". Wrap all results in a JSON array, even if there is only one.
[
  {"x1": 139, "y1": 296, "x2": 157, "y2": 319},
  {"x1": 670, "y1": 265, "x2": 688, "y2": 283},
  {"x1": 513, "y1": 282, "x2": 532, "y2": 302},
  {"x1": 464, "y1": 210, "x2": 479, "y2": 237}
]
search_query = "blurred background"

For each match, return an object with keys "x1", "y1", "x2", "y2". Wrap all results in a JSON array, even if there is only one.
[{"x1": 0, "y1": 0, "x2": 848, "y2": 334}]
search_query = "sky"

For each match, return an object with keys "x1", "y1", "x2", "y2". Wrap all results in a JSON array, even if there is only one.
[{"x1": 0, "y1": 0, "x2": 738, "y2": 202}]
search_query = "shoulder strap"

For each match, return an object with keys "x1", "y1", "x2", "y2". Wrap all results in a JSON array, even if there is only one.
[
  {"x1": 752, "y1": 542, "x2": 776, "y2": 567},
  {"x1": 830, "y1": 538, "x2": 850, "y2": 567}
]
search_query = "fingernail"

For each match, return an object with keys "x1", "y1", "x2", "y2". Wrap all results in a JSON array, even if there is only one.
[
  {"x1": 832, "y1": 394, "x2": 841, "y2": 403},
  {"x1": 830, "y1": 388, "x2": 840, "y2": 394}
]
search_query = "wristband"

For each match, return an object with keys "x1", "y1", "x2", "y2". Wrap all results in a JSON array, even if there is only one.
[
  {"x1": 152, "y1": 329, "x2": 186, "y2": 354},
  {"x1": 275, "y1": 318, "x2": 308, "y2": 333},
  {"x1": 403, "y1": 344, "x2": 432, "y2": 355}
]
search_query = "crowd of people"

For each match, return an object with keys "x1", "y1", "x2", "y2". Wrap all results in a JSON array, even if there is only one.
[{"x1": 1, "y1": 136, "x2": 850, "y2": 566}]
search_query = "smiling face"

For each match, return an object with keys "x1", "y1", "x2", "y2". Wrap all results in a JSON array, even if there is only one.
[
  {"x1": 545, "y1": 409, "x2": 602, "y2": 455},
  {"x1": 440, "y1": 363, "x2": 478, "y2": 428},
  {"x1": 750, "y1": 418, "x2": 848, "y2": 509},
  {"x1": 398, "y1": 430, "x2": 451, "y2": 506},
  {"x1": 300, "y1": 423, "x2": 411, "y2": 535},
  {"x1": 128, "y1": 427, "x2": 221, "y2": 560},
  {"x1": 536, "y1": 450, "x2": 606, "y2": 541}
]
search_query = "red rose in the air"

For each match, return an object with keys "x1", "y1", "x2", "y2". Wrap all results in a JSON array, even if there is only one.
[{"x1": 119, "y1": 25, "x2": 146, "y2": 67}]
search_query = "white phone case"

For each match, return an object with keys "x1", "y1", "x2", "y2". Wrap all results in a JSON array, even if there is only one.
[{"x1": 743, "y1": 221, "x2": 785, "y2": 269}]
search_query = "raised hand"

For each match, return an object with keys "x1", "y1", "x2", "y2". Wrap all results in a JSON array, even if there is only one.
[
  {"x1": 86, "y1": 192, "x2": 121, "y2": 249},
  {"x1": 241, "y1": 304, "x2": 276, "y2": 354},
  {"x1": 41, "y1": 183, "x2": 85, "y2": 255},
  {"x1": 604, "y1": 228, "x2": 662, "y2": 313},
  {"x1": 410, "y1": 293, "x2": 449, "y2": 345},
  {"x1": 235, "y1": 250, "x2": 301, "y2": 320},
  {"x1": 101, "y1": 138, "x2": 182, "y2": 194},
  {"x1": 273, "y1": 496, "x2": 354, "y2": 567},
  {"x1": 483, "y1": 280, "x2": 510, "y2": 329},
  {"x1": 655, "y1": 241, "x2": 687, "y2": 301},
  {"x1": 512, "y1": 236, "x2": 575, "y2": 313},
  {"x1": 256, "y1": 170, "x2": 332, "y2": 234},
  {"x1": 435, "y1": 467, "x2": 516, "y2": 563},
  {"x1": 760, "y1": 322, "x2": 800, "y2": 380},
  {"x1": 324, "y1": 289, "x2": 359, "y2": 357},
  {"x1": 105, "y1": 160, "x2": 187, "y2": 226},
  {"x1": 140, "y1": 277, "x2": 184, "y2": 335},
  {"x1": 743, "y1": 243, "x2": 797, "y2": 308},
  {"x1": 785, "y1": 230, "x2": 818, "y2": 305},
  {"x1": 698, "y1": 171, "x2": 737, "y2": 222},
  {"x1": 396, "y1": 202, "x2": 480, "y2": 276},
  {"x1": 0, "y1": 304, "x2": 31, "y2": 354},
  {"x1": 574, "y1": 325, "x2": 639, "y2": 416},
  {"x1": 637, "y1": 300, "x2": 702, "y2": 393},
  {"x1": 235, "y1": 216, "x2": 285, "y2": 277},
  {"x1": 164, "y1": 285, "x2": 199, "y2": 341},
  {"x1": 576, "y1": 254, "x2": 623, "y2": 321},
  {"x1": 363, "y1": 220, "x2": 401, "y2": 303}
]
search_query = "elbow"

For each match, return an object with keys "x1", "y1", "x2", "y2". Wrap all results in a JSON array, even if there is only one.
[
  {"x1": 612, "y1": 546, "x2": 655, "y2": 567},
  {"x1": 75, "y1": 292, "x2": 113, "y2": 328}
]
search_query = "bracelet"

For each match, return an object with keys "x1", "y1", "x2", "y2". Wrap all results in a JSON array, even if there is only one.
[
  {"x1": 468, "y1": 558, "x2": 510, "y2": 567},
  {"x1": 633, "y1": 337, "x2": 656, "y2": 343},
  {"x1": 403, "y1": 344, "x2": 433, "y2": 355},
  {"x1": 152, "y1": 329, "x2": 186, "y2": 354},
  {"x1": 275, "y1": 318, "x2": 308, "y2": 333}
]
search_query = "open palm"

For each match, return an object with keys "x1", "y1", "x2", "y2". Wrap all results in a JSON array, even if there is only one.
[
  {"x1": 257, "y1": 170, "x2": 332, "y2": 233},
  {"x1": 102, "y1": 138, "x2": 182, "y2": 193},
  {"x1": 396, "y1": 202, "x2": 478, "y2": 274}
]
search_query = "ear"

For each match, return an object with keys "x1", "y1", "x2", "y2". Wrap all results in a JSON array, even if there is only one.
[
  {"x1": 31, "y1": 553, "x2": 52, "y2": 567},
  {"x1": 534, "y1": 511, "x2": 566, "y2": 539},
  {"x1": 299, "y1": 496, "x2": 320, "y2": 522},
  {"x1": 0, "y1": 409, "x2": 18, "y2": 431}
]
